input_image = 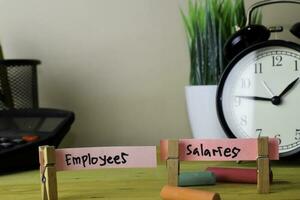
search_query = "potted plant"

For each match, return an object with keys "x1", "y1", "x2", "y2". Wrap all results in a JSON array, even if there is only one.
[{"x1": 181, "y1": 0, "x2": 261, "y2": 138}]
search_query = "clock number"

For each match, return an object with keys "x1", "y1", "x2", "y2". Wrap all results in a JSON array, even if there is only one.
[
  {"x1": 240, "y1": 115, "x2": 247, "y2": 126},
  {"x1": 272, "y1": 55, "x2": 282, "y2": 67},
  {"x1": 295, "y1": 129, "x2": 300, "y2": 141},
  {"x1": 234, "y1": 97, "x2": 241, "y2": 107},
  {"x1": 256, "y1": 129, "x2": 262, "y2": 137},
  {"x1": 255, "y1": 63, "x2": 262, "y2": 74},
  {"x1": 241, "y1": 78, "x2": 251, "y2": 88},
  {"x1": 275, "y1": 134, "x2": 282, "y2": 145},
  {"x1": 295, "y1": 60, "x2": 298, "y2": 71}
]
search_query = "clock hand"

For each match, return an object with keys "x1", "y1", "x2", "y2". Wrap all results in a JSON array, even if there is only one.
[
  {"x1": 279, "y1": 77, "x2": 299, "y2": 98},
  {"x1": 261, "y1": 81, "x2": 275, "y2": 97},
  {"x1": 236, "y1": 95, "x2": 271, "y2": 101}
]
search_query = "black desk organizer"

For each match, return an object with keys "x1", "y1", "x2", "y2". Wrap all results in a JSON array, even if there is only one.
[{"x1": 0, "y1": 59, "x2": 75, "y2": 172}]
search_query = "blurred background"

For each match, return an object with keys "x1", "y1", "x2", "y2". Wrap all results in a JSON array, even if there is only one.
[{"x1": 0, "y1": 0, "x2": 299, "y2": 147}]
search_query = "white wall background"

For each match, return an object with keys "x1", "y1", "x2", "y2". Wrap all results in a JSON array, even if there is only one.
[{"x1": 0, "y1": 0, "x2": 299, "y2": 147}]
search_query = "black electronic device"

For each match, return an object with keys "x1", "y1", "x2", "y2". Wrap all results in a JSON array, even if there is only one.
[{"x1": 0, "y1": 108, "x2": 74, "y2": 172}]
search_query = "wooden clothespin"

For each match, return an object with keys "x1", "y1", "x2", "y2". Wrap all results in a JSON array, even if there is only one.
[
  {"x1": 39, "y1": 146, "x2": 58, "y2": 200},
  {"x1": 167, "y1": 140, "x2": 179, "y2": 186},
  {"x1": 257, "y1": 137, "x2": 270, "y2": 194}
]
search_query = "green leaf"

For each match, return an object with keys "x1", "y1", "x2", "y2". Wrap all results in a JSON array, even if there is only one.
[{"x1": 180, "y1": 0, "x2": 262, "y2": 85}]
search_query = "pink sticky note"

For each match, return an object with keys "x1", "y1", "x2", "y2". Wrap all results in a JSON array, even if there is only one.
[
  {"x1": 160, "y1": 138, "x2": 279, "y2": 161},
  {"x1": 55, "y1": 146, "x2": 157, "y2": 171}
]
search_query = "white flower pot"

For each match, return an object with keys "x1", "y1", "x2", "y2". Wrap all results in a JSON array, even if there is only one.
[{"x1": 185, "y1": 85, "x2": 228, "y2": 139}]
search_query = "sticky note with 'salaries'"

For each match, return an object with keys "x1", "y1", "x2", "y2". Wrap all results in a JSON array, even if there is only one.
[{"x1": 160, "y1": 138, "x2": 279, "y2": 161}]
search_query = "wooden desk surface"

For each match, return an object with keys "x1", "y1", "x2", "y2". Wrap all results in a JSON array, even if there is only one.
[{"x1": 1, "y1": 158, "x2": 300, "y2": 199}]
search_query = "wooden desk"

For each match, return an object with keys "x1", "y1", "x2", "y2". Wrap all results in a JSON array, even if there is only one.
[{"x1": 0, "y1": 159, "x2": 300, "y2": 199}]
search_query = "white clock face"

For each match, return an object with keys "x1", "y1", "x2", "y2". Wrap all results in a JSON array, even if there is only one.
[{"x1": 218, "y1": 42, "x2": 300, "y2": 156}]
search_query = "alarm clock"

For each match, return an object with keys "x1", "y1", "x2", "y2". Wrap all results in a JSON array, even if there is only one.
[{"x1": 216, "y1": 0, "x2": 300, "y2": 157}]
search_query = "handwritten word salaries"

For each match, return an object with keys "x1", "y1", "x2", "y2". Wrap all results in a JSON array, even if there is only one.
[
  {"x1": 186, "y1": 144, "x2": 241, "y2": 159},
  {"x1": 65, "y1": 152, "x2": 129, "y2": 168}
]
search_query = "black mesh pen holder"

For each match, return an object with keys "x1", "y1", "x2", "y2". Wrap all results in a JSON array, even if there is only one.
[{"x1": 0, "y1": 59, "x2": 41, "y2": 110}]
